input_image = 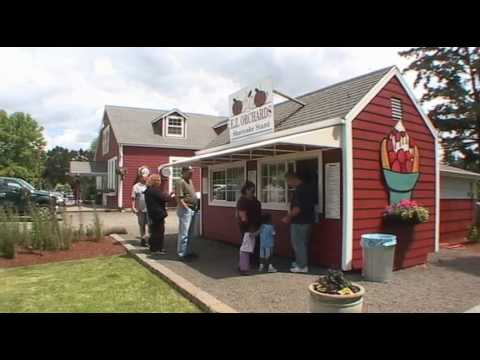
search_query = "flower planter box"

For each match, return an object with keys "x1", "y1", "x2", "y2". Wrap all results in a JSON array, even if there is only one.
[{"x1": 308, "y1": 280, "x2": 365, "y2": 313}]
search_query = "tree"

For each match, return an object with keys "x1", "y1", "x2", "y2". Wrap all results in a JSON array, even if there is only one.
[
  {"x1": 43, "y1": 146, "x2": 75, "y2": 188},
  {"x1": 0, "y1": 110, "x2": 47, "y2": 183},
  {"x1": 90, "y1": 137, "x2": 98, "y2": 154},
  {"x1": 400, "y1": 47, "x2": 480, "y2": 171},
  {"x1": 43, "y1": 145, "x2": 96, "y2": 189}
]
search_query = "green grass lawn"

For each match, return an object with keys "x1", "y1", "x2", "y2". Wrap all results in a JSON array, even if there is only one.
[{"x1": 0, "y1": 255, "x2": 201, "y2": 313}]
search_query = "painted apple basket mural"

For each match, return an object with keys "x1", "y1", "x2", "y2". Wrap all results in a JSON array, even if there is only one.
[
  {"x1": 380, "y1": 119, "x2": 429, "y2": 226},
  {"x1": 379, "y1": 119, "x2": 430, "y2": 269},
  {"x1": 380, "y1": 119, "x2": 420, "y2": 205}
]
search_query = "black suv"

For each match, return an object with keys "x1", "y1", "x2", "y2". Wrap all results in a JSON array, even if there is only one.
[{"x1": 0, "y1": 177, "x2": 58, "y2": 214}]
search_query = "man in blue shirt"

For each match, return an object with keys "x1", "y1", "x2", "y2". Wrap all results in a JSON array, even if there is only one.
[{"x1": 281, "y1": 171, "x2": 315, "y2": 273}]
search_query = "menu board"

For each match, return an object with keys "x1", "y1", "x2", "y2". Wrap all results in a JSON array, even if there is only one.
[{"x1": 325, "y1": 162, "x2": 341, "y2": 219}]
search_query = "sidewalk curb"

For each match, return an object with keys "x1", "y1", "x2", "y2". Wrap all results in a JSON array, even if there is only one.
[
  {"x1": 64, "y1": 209, "x2": 121, "y2": 213},
  {"x1": 464, "y1": 304, "x2": 480, "y2": 313},
  {"x1": 110, "y1": 234, "x2": 238, "y2": 314}
]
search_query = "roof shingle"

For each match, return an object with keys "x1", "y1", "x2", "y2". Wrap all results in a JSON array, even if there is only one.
[
  {"x1": 204, "y1": 66, "x2": 393, "y2": 150},
  {"x1": 105, "y1": 105, "x2": 227, "y2": 150}
]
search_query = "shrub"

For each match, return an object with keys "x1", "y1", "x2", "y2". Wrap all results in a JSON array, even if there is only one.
[
  {"x1": 29, "y1": 207, "x2": 73, "y2": 251},
  {"x1": 0, "y1": 204, "x2": 103, "y2": 259},
  {"x1": 468, "y1": 225, "x2": 480, "y2": 242},
  {"x1": 0, "y1": 209, "x2": 17, "y2": 259},
  {"x1": 54, "y1": 183, "x2": 72, "y2": 194},
  {"x1": 92, "y1": 208, "x2": 103, "y2": 242}
]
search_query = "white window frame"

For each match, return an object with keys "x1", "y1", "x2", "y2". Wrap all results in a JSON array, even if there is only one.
[
  {"x1": 169, "y1": 156, "x2": 189, "y2": 193},
  {"x1": 257, "y1": 150, "x2": 323, "y2": 211},
  {"x1": 164, "y1": 116, "x2": 185, "y2": 138},
  {"x1": 102, "y1": 125, "x2": 110, "y2": 155},
  {"x1": 208, "y1": 161, "x2": 246, "y2": 207},
  {"x1": 107, "y1": 157, "x2": 117, "y2": 191}
]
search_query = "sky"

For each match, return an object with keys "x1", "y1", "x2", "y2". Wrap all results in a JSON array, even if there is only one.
[{"x1": 0, "y1": 47, "x2": 420, "y2": 150}]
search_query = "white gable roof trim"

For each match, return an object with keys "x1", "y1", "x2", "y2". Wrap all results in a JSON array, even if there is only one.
[{"x1": 344, "y1": 66, "x2": 438, "y2": 139}]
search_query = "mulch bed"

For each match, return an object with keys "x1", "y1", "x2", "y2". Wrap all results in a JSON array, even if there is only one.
[{"x1": 0, "y1": 236, "x2": 126, "y2": 269}]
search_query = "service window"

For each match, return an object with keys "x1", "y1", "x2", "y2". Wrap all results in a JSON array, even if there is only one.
[
  {"x1": 260, "y1": 160, "x2": 295, "y2": 206},
  {"x1": 209, "y1": 163, "x2": 245, "y2": 205},
  {"x1": 258, "y1": 154, "x2": 320, "y2": 211}
]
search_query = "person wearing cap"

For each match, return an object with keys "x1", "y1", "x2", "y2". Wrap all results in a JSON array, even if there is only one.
[{"x1": 175, "y1": 166, "x2": 199, "y2": 261}]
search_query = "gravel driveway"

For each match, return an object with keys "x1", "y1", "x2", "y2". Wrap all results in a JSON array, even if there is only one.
[{"x1": 69, "y1": 210, "x2": 480, "y2": 313}]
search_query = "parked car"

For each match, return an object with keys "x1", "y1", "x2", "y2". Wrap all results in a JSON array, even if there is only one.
[
  {"x1": 64, "y1": 193, "x2": 75, "y2": 206},
  {"x1": 0, "y1": 177, "x2": 59, "y2": 214},
  {"x1": 51, "y1": 191, "x2": 66, "y2": 207}
]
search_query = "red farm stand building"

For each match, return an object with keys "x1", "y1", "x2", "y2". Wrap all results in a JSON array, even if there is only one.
[
  {"x1": 160, "y1": 66, "x2": 479, "y2": 271},
  {"x1": 70, "y1": 65, "x2": 479, "y2": 272}
]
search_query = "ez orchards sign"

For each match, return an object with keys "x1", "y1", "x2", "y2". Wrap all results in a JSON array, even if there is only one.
[{"x1": 229, "y1": 78, "x2": 274, "y2": 142}]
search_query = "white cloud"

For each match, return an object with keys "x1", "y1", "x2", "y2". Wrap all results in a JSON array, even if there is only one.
[{"x1": 0, "y1": 47, "x2": 425, "y2": 150}]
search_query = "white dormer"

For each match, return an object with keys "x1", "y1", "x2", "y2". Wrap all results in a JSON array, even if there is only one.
[{"x1": 151, "y1": 109, "x2": 188, "y2": 138}]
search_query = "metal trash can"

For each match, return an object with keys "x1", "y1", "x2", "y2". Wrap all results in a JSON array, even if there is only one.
[{"x1": 361, "y1": 233, "x2": 397, "y2": 282}]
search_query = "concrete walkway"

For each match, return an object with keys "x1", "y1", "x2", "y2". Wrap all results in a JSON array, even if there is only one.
[
  {"x1": 71, "y1": 211, "x2": 480, "y2": 313},
  {"x1": 63, "y1": 205, "x2": 118, "y2": 212}
]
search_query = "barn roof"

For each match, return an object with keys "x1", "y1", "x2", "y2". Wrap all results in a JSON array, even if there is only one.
[
  {"x1": 69, "y1": 161, "x2": 107, "y2": 176},
  {"x1": 104, "y1": 105, "x2": 226, "y2": 150},
  {"x1": 204, "y1": 66, "x2": 393, "y2": 150},
  {"x1": 440, "y1": 164, "x2": 480, "y2": 180}
]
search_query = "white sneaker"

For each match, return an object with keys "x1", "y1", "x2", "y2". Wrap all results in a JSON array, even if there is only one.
[
  {"x1": 258, "y1": 264, "x2": 264, "y2": 272},
  {"x1": 268, "y1": 265, "x2": 277, "y2": 273},
  {"x1": 290, "y1": 266, "x2": 308, "y2": 273}
]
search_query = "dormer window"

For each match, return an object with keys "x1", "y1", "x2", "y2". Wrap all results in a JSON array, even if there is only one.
[
  {"x1": 165, "y1": 116, "x2": 185, "y2": 137},
  {"x1": 151, "y1": 109, "x2": 188, "y2": 138}
]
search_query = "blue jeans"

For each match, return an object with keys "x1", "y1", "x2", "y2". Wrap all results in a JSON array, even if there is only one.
[
  {"x1": 290, "y1": 224, "x2": 312, "y2": 268},
  {"x1": 177, "y1": 207, "x2": 197, "y2": 257}
]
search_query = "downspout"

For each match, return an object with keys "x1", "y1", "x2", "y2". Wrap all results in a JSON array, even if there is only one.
[
  {"x1": 118, "y1": 145, "x2": 124, "y2": 209},
  {"x1": 199, "y1": 167, "x2": 203, "y2": 237},
  {"x1": 435, "y1": 134, "x2": 440, "y2": 252},
  {"x1": 341, "y1": 118, "x2": 353, "y2": 271}
]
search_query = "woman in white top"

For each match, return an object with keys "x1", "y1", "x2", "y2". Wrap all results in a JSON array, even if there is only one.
[{"x1": 132, "y1": 167, "x2": 150, "y2": 247}]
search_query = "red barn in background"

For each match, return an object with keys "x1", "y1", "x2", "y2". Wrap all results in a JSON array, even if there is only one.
[{"x1": 71, "y1": 106, "x2": 225, "y2": 209}]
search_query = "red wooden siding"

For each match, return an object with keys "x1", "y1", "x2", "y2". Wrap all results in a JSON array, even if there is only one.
[
  {"x1": 201, "y1": 149, "x2": 343, "y2": 268},
  {"x1": 121, "y1": 146, "x2": 200, "y2": 208},
  {"x1": 352, "y1": 76, "x2": 436, "y2": 270},
  {"x1": 440, "y1": 199, "x2": 475, "y2": 243}
]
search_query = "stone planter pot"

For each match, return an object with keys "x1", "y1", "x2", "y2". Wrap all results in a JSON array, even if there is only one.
[{"x1": 308, "y1": 282, "x2": 365, "y2": 313}]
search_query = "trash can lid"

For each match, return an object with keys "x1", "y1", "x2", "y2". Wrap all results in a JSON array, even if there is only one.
[{"x1": 361, "y1": 233, "x2": 397, "y2": 248}]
